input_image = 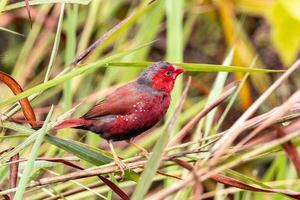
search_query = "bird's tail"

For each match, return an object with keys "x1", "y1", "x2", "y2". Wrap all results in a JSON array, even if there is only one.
[{"x1": 54, "y1": 118, "x2": 93, "y2": 130}]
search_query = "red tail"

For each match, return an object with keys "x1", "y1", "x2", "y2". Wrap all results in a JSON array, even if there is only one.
[
  {"x1": 55, "y1": 118, "x2": 92, "y2": 130},
  {"x1": 10, "y1": 117, "x2": 93, "y2": 130}
]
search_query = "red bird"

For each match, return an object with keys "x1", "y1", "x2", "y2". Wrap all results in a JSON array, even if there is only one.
[{"x1": 56, "y1": 61, "x2": 184, "y2": 174}]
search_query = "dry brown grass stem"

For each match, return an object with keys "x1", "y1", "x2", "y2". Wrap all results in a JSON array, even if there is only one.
[
  {"x1": 168, "y1": 83, "x2": 238, "y2": 147},
  {"x1": 211, "y1": 59, "x2": 300, "y2": 164},
  {"x1": 0, "y1": 115, "x2": 300, "y2": 197},
  {"x1": 146, "y1": 121, "x2": 300, "y2": 200}
]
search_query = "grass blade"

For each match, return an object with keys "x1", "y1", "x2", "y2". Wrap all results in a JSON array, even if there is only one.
[
  {"x1": 131, "y1": 78, "x2": 190, "y2": 200},
  {"x1": 165, "y1": 0, "x2": 184, "y2": 136},
  {"x1": 211, "y1": 59, "x2": 300, "y2": 162},
  {"x1": 0, "y1": 27, "x2": 24, "y2": 37},
  {"x1": 3, "y1": 0, "x2": 90, "y2": 11},
  {"x1": 44, "y1": 3, "x2": 65, "y2": 82},
  {"x1": 0, "y1": 43, "x2": 150, "y2": 109},
  {"x1": 107, "y1": 61, "x2": 285, "y2": 73},
  {"x1": 63, "y1": 4, "x2": 78, "y2": 111},
  {"x1": 203, "y1": 48, "x2": 234, "y2": 137},
  {"x1": 45, "y1": 134, "x2": 112, "y2": 165},
  {"x1": 13, "y1": 106, "x2": 53, "y2": 200}
]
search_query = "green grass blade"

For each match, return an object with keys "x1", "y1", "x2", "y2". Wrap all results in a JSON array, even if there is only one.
[
  {"x1": 0, "y1": 121, "x2": 138, "y2": 181},
  {"x1": 215, "y1": 57, "x2": 257, "y2": 131},
  {"x1": 77, "y1": 0, "x2": 102, "y2": 53},
  {"x1": 166, "y1": 0, "x2": 183, "y2": 63},
  {"x1": 0, "y1": 166, "x2": 9, "y2": 183},
  {"x1": 0, "y1": 0, "x2": 8, "y2": 13},
  {"x1": 164, "y1": 0, "x2": 184, "y2": 195},
  {"x1": 45, "y1": 134, "x2": 112, "y2": 165},
  {"x1": 0, "y1": 27, "x2": 24, "y2": 37},
  {"x1": 225, "y1": 169, "x2": 272, "y2": 189},
  {"x1": 44, "y1": 3, "x2": 65, "y2": 82},
  {"x1": 131, "y1": 127, "x2": 168, "y2": 200},
  {"x1": 131, "y1": 78, "x2": 189, "y2": 200},
  {"x1": 0, "y1": 134, "x2": 29, "y2": 140},
  {"x1": 117, "y1": 0, "x2": 165, "y2": 81},
  {"x1": 0, "y1": 129, "x2": 47, "y2": 162},
  {"x1": 106, "y1": 61, "x2": 285, "y2": 73},
  {"x1": 44, "y1": 135, "x2": 139, "y2": 181},
  {"x1": 165, "y1": 0, "x2": 184, "y2": 136},
  {"x1": 11, "y1": 4, "x2": 51, "y2": 82},
  {"x1": 63, "y1": 4, "x2": 78, "y2": 111},
  {"x1": 72, "y1": 1, "x2": 157, "y2": 66},
  {"x1": 3, "y1": 0, "x2": 90, "y2": 11},
  {"x1": 0, "y1": 44, "x2": 150, "y2": 109},
  {"x1": 13, "y1": 106, "x2": 53, "y2": 200},
  {"x1": 203, "y1": 48, "x2": 234, "y2": 137}
]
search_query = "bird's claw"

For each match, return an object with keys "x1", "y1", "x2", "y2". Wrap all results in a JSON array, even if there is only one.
[
  {"x1": 128, "y1": 140, "x2": 150, "y2": 159},
  {"x1": 115, "y1": 158, "x2": 127, "y2": 178},
  {"x1": 138, "y1": 149, "x2": 150, "y2": 159}
]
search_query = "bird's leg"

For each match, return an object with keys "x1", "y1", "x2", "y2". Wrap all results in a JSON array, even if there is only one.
[
  {"x1": 108, "y1": 140, "x2": 126, "y2": 177},
  {"x1": 128, "y1": 139, "x2": 150, "y2": 159}
]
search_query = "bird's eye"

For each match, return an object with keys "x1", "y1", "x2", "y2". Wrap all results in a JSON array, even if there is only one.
[{"x1": 165, "y1": 71, "x2": 172, "y2": 76}]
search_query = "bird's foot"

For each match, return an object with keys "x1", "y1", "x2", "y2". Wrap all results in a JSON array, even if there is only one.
[
  {"x1": 108, "y1": 140, "x2": 127, "y2": 178},
  {"x1": 114, "y1": 157, "x2": 127, "y2": 178},
  {"x1": 128, "y1": 139, "x2": 150, "y2": 159},
  {"x1": 138, "y1": 149, "x2": 150, "y2": 159}
]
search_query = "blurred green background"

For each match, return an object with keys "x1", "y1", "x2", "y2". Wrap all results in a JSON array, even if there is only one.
[{"x1": 1, "y1": 0, "x2": 300, "y2": 199}]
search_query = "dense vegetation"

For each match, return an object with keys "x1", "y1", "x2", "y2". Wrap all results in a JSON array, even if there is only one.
[{"x1": 0, "y1": 0, "x2": 300, "y2": 199}]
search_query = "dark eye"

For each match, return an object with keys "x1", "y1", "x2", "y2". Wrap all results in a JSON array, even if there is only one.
[{"x1": 165, "y1": 71, "x2": 172, "y2": 76}]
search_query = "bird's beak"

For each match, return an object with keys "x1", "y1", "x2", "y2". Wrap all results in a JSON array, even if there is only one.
[{"x1": 174, "y1": 65, "x2": 184, "y2": 77}]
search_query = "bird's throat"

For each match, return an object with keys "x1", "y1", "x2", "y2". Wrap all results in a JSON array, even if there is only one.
[{"x1": 152, "y1": 79, "x2": 174, "y2": 93}]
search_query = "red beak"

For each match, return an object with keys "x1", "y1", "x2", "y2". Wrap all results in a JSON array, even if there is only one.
[{"x1": 174, "y1": 65, "x2": 184, "y2": 76}]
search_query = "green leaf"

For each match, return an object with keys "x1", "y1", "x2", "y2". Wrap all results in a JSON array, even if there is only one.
[
  {"x1": 0, "y1": 44, "x2": 149, "y2": 109},
  {"x1": 267, "y1": 0, "x2": 300, "y2": 65},
  {"x1": 3, "y1": 0, "x2": 91, "y2": 11},
  {"x1": 107, "y1": 61, "x2": 285, "y2": 73},
  {"x1": 63, "y1": 4, "x2": 78, "y2": 111},
  {"x1": 45, "y1": 135, "x2": 139, "y2": 181},
  {"x1": 45, "y1": 134, "x2": 112, "y2": 165},
  {"x1": 204, "y1": 48, "x2": 234, "y2": 137},
  {"x1": 14, "y1": 106, "x2": 53, "y2": 200},
  {"x1": 131, "y1": 127, "x2": 168, "y2": 200},
  {"x1": 0, "y1": 121, "x2": 139, "y2": 181},
  {"x1": 0, "y1": 129, "x2": 46, "y2": 162},
  {"x1": 279, "y1": 0, "x2": 300, "y2": 20},
  {"x1": 0, "y1": 0, "x2": 9, "y2": 13},
  {"x1": 0, "y1": 134, "x2": 29, "y2": 140},
  {"x1": 131, "y1": 65, "x2": 188, "y2": 200},
  {"x1": 0, "y1": 166, "x2": 9, "y2": 183},
  {"x1": 44, "y1": 3, "x2": 65, "y2": 82},
  {"x1": 165, "y1": 0, "x2": 184, "y2": 136},
  {"x1": 225, "y1": 169, "x2": 272, "y2": 189},
  {"x1": 29, "y1": 160, "x2": 61, "y2": 180},
  {"x1": 0, "y1": 27, "x2": 24, "y2": 37}
]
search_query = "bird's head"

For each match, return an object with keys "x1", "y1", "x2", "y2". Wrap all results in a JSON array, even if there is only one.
[{"x1": 137, "y1": 61, "x2": 184, "y2": 93}]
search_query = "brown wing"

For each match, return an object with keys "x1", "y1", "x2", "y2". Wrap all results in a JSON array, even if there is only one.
[{"x1": 82, "y1": 82, "x2": 141, "y2": 119}]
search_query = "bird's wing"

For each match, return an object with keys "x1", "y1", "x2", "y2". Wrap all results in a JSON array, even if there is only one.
[{"x1": 82, "y1": 83, "x2": 142, "y2": 119}]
